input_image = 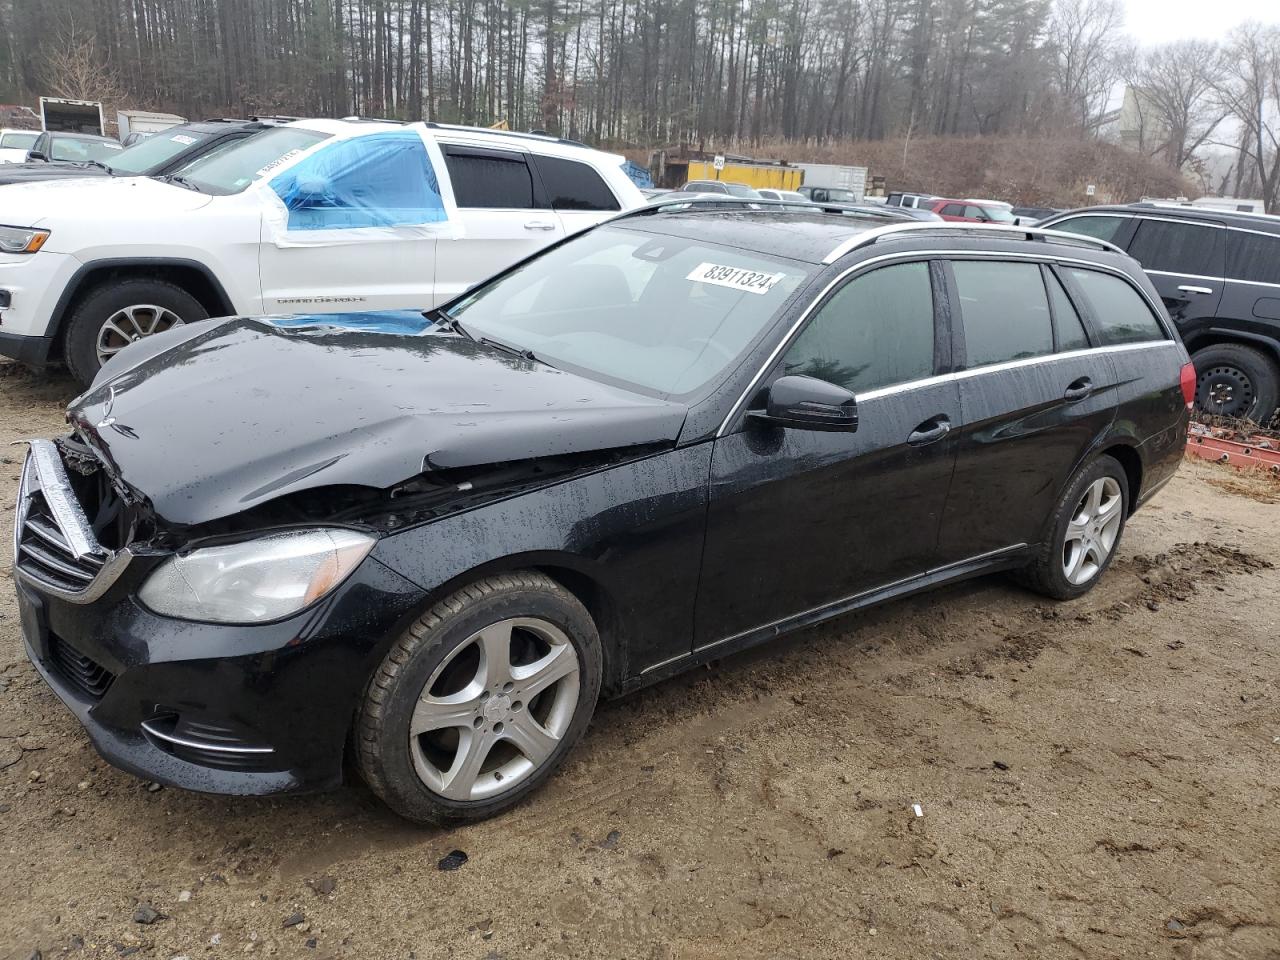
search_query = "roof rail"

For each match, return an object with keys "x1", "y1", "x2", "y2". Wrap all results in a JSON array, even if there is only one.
[
  {"x1": 424, "y1": 121, "x2": 592, "y2": 150},
  {"x1": 821, "y1": 222, "x2": 1126, "y2": 264}
]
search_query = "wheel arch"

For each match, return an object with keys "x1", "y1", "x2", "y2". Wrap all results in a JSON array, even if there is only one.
[
  {"x1": 1097, "y1": 441, "x2": 1143, "y2": 517},
  {"x1": 49, "y1": 258, "x2": 236, "y2": 357},
  {"x1": 1185, "y1": 327, "x2": 1280, "y2": 367}
]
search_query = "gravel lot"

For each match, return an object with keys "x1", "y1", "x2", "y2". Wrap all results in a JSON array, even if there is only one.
[{"x1": 1, "y1": 364, "x2": 1277, "y2": 960}]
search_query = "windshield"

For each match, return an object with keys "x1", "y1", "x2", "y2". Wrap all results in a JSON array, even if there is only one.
[
  {"x1": 51, "y1": 137, "x2": 123, "y2": 162},
  {"x1": 983, "y1": 205, "x2": 1018, "y2": 223},
  {"x1": 169, "y1": 127, "x2": 331, "y2": 194},
  {"x1": 722, "y1": 182, "x2": 761, "y2": 198},
  {"x1": 109, "y1": 127, "x2": 212, "y2": 175},
  {"x1": 0, "y1": 132, "x2": 37, "y2": 150},
  {"x1": 447, "y1": 225, "x2": 812, "y2": 396}
]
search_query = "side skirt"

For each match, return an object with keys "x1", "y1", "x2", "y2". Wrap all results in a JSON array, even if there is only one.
[{"x1": 619, "y1": 544, "x2": 1030, "y2": 695}]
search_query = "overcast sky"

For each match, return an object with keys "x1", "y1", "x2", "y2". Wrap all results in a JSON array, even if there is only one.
[{"x1": 1122, "y1": 0, "x2": 1269, "y2": 44}]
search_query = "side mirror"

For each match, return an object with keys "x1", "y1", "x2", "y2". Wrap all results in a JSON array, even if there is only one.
[
  {"x1": 26, "y1": 151, "x2": 47, "y2": 162},
  {"x1": 750, "y1": 375, "x2": 859, "y2": 432}
]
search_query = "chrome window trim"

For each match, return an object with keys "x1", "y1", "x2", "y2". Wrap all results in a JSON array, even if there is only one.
[
  {"x1": 715, "y1": 248, "x2": 1172, "y2": 438},
  {"x1": 1146, "y1": 269, "x2": 1224, "y2": 284}
]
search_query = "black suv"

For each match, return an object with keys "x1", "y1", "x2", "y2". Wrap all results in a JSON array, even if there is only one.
[
  {"x1": 1042, "y1": 203, "x2": 1280, "y2": 422},
  {"x1": 0, "y1": 119, "x2": 282, "y2": 188},
  {"x1": 15, "y1": 208, "x2": 1190, "y2": 825}
]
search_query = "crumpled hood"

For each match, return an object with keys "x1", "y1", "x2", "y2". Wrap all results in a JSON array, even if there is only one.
[
  {"x1": 67, "y1": 317, "x2": 687, "y2": 528},
  {"x1": 4, "y1": 175, "x2": 212, "y2": 229}
]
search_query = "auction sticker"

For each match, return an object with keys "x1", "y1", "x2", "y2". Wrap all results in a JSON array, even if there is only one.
[
  {"x1": 256, "y1": 149, "x2": 303, "y2": 177},
  {"x1": 686, "y1": 262, "x2": 784, "y2": 295},
  {"x1": 169, "y1": 134, "x2": 198, "y2": 145}
]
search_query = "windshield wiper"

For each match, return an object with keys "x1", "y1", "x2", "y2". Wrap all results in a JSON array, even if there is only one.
[
  {"x1": 80, "y1": 159, "x2": 113, "y2": 173},
  {"x1": 478, "y1": 334, "x2": 545, "y2": 366},
  {"x1": 428, "y1": 309, "x2": 477, "y2": 343},
  {"x1": 162, "y1": 174, "x2": 200, "y2": 192}
]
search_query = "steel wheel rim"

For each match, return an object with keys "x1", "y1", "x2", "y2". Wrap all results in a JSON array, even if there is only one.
[
  {"x1": 1062, "y1": 476, "x2": 1123, "y2": 585},
  {"x1": 1197, "y1": 365, "x2": 1255, "y2": 418},
  {"x1": 96, "y1": 304, "x2": 185, "y2": 365},
  {"x1": 408, "y1": 617, "x2": 580, "y2": 802}
]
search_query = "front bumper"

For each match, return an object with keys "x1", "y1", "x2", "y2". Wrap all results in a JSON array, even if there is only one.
[{"x1": 17, "y1": 555, "x2": 427, "y2": 796}]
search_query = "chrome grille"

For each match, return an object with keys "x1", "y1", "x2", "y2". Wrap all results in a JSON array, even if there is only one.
[{"x1": 13, "y1": 439, "x2": 132, "y2": 602}]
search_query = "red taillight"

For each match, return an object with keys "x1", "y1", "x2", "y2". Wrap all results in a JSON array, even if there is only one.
[{"x1": 1179, "y1": 362, "x2": 1196, "y2": 409}]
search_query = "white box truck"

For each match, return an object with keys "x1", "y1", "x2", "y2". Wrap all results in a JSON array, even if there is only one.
[
  {"x1": 39, "y1": 97, "x2": 105, "y2": 135},
  {"x1": 117, "y1": 110, "x2": 186, "y2": 143},
  {"x1": 795, "y1": 163, "x2": 868, "y2": 203}
]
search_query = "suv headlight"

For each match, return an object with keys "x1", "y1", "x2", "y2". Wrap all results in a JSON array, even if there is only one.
[
  {"x1": 138, "y1": 528, "x2": 375, "y2": 624},
  {"x1": 0, "y1": 225, "x2": 50, "y2": 254}
]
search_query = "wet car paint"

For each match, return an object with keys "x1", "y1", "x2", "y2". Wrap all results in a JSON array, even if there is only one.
[{"x1": 20, "y1": 216, "x2": 1191, "y2": 797}]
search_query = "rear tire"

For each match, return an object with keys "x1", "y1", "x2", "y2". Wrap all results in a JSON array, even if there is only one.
[
  {"x1": 1190, "y1": 342, "x2": 1279, "y2": 424},
  {"x1": 1015, "y1": 455, "x2": 1129, "y2": 601},
  {"x1": 62, "y1": 278, "x2": 207, "y2": 387},
  {"x1": 357, "y1": 572, "x2": 602, "y2": 826}
]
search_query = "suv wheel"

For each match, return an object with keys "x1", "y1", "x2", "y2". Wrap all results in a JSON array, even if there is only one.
[
  {"x1": 62, "y1": 278, "x2": 208, "y2": 386},
  {"x1": 1015, "y1": 455, "x2": 1129, "y2": 601},
  {"x1": 357, "y1": 572, "x2": 602, "y2": 825},
  {"x1": 1191, "y1": 343, "x2": 1280, "y2": 423}
]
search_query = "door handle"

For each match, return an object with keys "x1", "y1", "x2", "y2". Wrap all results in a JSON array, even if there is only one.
[
  {"x1": 1064, "y1": 377, "x2": 1093, "y2": 402},
  {"x1": 1176, "y1": 284, "x2": 1213, "y2": 296},
  {"x1": 524, "y1": 220, "x2": 557, "y2": 231},
  {"x1": 907, "y1": 415, "x2": 951, "y2": 446}
]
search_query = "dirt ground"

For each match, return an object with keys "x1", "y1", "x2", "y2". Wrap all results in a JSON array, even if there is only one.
[{"x1": 0, "y1": 363, "x2": 1277, "y2": 960}]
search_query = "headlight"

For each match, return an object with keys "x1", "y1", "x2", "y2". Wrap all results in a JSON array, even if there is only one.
[
  {"x1": 0, "y1": 225, "x2": 50, "y2": 254},
  {"x1": 138, "y1": 528, "x2": 375, "y2": 624}
]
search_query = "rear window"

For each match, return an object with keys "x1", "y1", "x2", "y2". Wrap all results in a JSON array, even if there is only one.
[
  {"x1": 1225, "y1": 230, "x2": 1280, "y2": 285},
  {"x1": 445, "y1": 151, "x2": 537, "y2": 208},
  {"x1": 953, "y1": 260, "x2": 1053, "y2": 366},
  {"x1": 534, "y1": 155, "x2": 619, "y2": 211},
  {"x1": 1050, "y1": 215, "x2": 1126, "y2": 243},
  {"x1": 1128, "y1": 219, "x2": 1220, "y2": 276},
  {"x1": 1065, "y1": 268, "x2": 1166, "y2": 345}
]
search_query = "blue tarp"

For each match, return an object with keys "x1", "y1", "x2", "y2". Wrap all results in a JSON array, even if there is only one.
[
  {"x1": 265, "y1": 310, "x2": 434, "y2": 334},
  {"x1": 622, "y1": 159, "x2": 653, "y2": 189},
  {"x1": 269, "y1": 131, "x2": 448, "y2": 231}
]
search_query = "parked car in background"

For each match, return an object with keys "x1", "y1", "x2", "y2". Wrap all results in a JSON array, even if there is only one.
[
  {"x1": 1011, "y1": 205, "x2": 1062, "y2": 223},
  {"x1": 757, "y1": 188, "x2": 807, "y2": 201},
  {"x1": 798, "y1": 185, "x2": 863, "y2": 204},
  {"x1": 885, "y1": 191, "x2": 936, "y2": 209},
  {"x1": 0, "y1": 118, "x2": 645, "y2": 385},
  {"x1": 16, "y1": 209, "x2": 1190, "y2": 825},
  {"x1": 878, "y1": 205, "x2": 943, "y2": 222},
  {"x1": 930, "y1": 198, "x2": 1018, "y2": 223},
  {"x1": 681, "y1": 179, "x2": 761, "y2": 198},
  {"x1": 0, "y1": 119, "x2": 283, "y2": 188},
  {"x1": 1043, "y1": 203, "x2": 1280, "y2": 423},
  {"x1": 0, "y1": 128, "x2": 39, "y2": 163},
  {"x1": 24, "y1": 131, "x2": 122, "y2": 165}
]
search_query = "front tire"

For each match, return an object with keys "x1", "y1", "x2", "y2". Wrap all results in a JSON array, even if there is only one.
[
  {"x1": 357, "y1": 572, "x2": 602, "y2": 825},
  {"x1": 62, "y1": 278, "x2": 208, "y2": 386},
  {"x1": 1016, "y1": 455, "x2": 1129, "y2": 600}
]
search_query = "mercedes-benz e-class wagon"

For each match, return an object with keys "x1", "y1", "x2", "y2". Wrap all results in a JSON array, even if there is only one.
[{"x1": 15, "y1": 208, "x2": 1191, "y2": 824}]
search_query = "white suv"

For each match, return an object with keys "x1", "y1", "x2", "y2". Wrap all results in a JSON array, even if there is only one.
[{"x1": 0, "y1": 118, "x2": 644, "y2": 384}]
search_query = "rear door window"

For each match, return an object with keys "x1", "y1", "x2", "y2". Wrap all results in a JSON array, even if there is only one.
[
  {"x1": 783, "y1": 261, "x2": 936, "y2": 393},
  {"x1": 1127, "y1": 219, "x2": 1221, "y2": 276},
  {"x1": 1049, "y1": 215, "x2": 1126, "y2": 243},
  {"x1": 444, "y1": 148, "x2": 539, "y2": 209},
  {"x1": 952, "y1": 261, "x2": 1053, "y2": 366},
  {"x1": 941, "y1": 203, "x2": 965, "y2": 217},
  {"x1": 532, "y1": 155, "x2": 619, "y2": 211},
  {"x1": 1225, "y1": 230, "x2": 1280, "y2": 285},
  {"x1": 1065, "y1": 268, "x2": 1167, "y2": 345}
]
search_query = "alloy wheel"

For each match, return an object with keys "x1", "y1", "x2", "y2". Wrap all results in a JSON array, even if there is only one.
[
  {"x1": 96, "y1": 304, "x2": 185, "y2": 365},
  {"x1": 1061, "y1": 476, "x2": 1123, "y2": 585},
  {"x1": 408, "y1": 617, "x2": 580, "y2": 801}
]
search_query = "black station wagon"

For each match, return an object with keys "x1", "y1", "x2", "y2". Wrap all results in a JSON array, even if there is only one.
[{"x1": 15, "y1": 206, "x2": 1192, "y2": 824}]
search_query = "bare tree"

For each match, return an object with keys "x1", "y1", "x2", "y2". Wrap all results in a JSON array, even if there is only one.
[
  {"x1": 42, "y1": 32, "x2": 125, "y2": 105},
  {"x1": 1212, "y1": 23, "x2": 1280, "y2": 213},
  {"x1": 1124, "y1": 40, "x2": 1227, "y2": 170},
  {"x1": 1045, "y1": 0, "x2": 1125, "y2": 130}
]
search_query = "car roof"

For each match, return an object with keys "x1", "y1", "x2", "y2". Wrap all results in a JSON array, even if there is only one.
[
  {"x1": 1060, "y1": 202, "x2": 1280, "y2": 235},
  {"x1": 613, "y1": 208, "x2": 894, "y2": 264}
]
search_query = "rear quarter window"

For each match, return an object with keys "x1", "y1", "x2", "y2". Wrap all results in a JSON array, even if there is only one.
[
  {"x1": 1065, "y1": 268, "x2": 1166, "y2": 345},
  {"x1": 533, "y1": 155, "x2": 619, "y2": 211},
  {"x1": 1050, "y1": 215, "x2": 1126, "y2": 243},
  {"x1": 1225, "y1": 230, "x2": 1280, "y2": 285}
]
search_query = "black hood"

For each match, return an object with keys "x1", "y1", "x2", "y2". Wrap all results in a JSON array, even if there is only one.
[
  {"x1": 0, "y1": 162, "x2": 112, "y2": 186},
  {"x1": 67, "y1": 317, "x2": 688, "y2": 528}
]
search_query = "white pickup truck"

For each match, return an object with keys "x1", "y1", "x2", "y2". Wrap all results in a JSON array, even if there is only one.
[{"x1": 0, "y1": 118, "x2": 645, "y2": 384}]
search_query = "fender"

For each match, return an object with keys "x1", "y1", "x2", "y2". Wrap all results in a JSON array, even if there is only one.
[
  {"x1": 1190, "y1": 325, "x2": 1280, "y2": 365},
  {"x1": 47, "y1": 257, "x2": 237, "y2": 340}
]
